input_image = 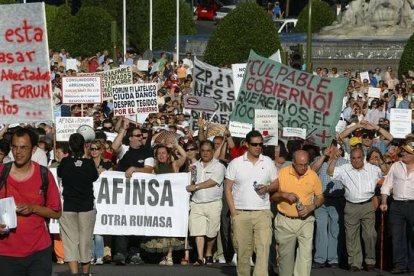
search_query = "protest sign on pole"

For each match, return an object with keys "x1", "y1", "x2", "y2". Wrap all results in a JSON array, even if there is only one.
[
  {"x1": 112, "y1": 83, "x2": 158, "y2": 116},
  {"x1": 232, "y1": 63, "x2": 247, "y2": 100},
  {"x1": 254, "y1": 109, "x2": 278, "y2": 145},
  {"x1": 49, "y1": 171, "x2": 191, "y2": 237},
  {"x1": 230, "y1": 51, "x2": 348, "y2": 146},
  {"x1": 0, "y1": 3, "x2": 53, "y2": 124},
  {"x1": 80, "y1": 67, "x2": 133, "y2": 101},
  {"x1": 61, "y1": 76, "x2": 102, "y2": 104},
  {"x1": 55, "y1": 117, "x2": 94, "y2": 141},
  {"x1": 192, "y1": 58, "x2": 234, "y2": 130},
  {"x1": 183, "y1": 95, "x2": 216, "y2": 112},
  {"x1": 390, "y1": 108, "x2": 412, "y2": 139}
]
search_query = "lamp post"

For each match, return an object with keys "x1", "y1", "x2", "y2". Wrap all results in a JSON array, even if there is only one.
[
  {"x1": 150, "y1": 0, "x2": 153, "y2": 51},
  {"x1": 176, "y1": 0, "x2": 179, "y2": 63},
  {"x1": 123, "y1": 0, "x2": 127, "y2": 62},
  {"x1": 306, "y1": 0, "x2": 312, "y2": 73}
]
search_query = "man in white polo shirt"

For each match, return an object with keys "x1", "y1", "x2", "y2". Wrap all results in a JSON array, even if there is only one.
[
  {"x1": 187, "y1": 140, "x2": 226, "y2": 266},
  {"x1": 225, "y1": 130, "x2": 278, "y2": 276}
]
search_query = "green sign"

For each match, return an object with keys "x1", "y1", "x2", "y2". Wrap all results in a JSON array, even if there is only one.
[{"x1": 230, "y1": 51, "x2": 348, "y2": 146}]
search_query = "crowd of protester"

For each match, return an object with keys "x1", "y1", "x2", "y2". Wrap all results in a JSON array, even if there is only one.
[{"x1": 1, "y1": 47, "x2": 414, "y2": 276}]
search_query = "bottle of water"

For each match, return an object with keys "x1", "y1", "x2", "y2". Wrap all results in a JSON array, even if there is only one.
[{"x1": 253, "y1": 181, "x2": 266, "y2": 199}]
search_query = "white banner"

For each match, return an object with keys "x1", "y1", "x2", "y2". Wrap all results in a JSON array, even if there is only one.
[
  {"x1": 50, "y1": 171, "x2": 191, "y2": 237},
  {"x1": 80, "y1": 67, "x2": 133, "y2": 101},
  {"x1": 192, "y1": 58, "x2": 234, "y2": 130},
  {"x1": 255, "y1": 109, "x2": 278, "y2": 146},
  {"x1": 0, "y1": 3, "x2": 53, "y2": 124},
  {"x1": 390, "y1": 108, "x2": 412, "y2": 139},
  {"x1": 112, "y1": 83, "x2": 158, "y2": 116},
  {"x1": 55, "y1": 117, "x2": 94, "y2": 141},
  {"x1": 282, "y1": 127, "x2": 307, "y2": 139},
  {"x1": 61, "y1": 76, "x2": 102, "y2": 104},
  {"x1": 229, "y1": 121, "x2": 253, "y2": 138},
  {"x1": 183, "y1": 95, "x2": 216, "y2": 112},
  {"x1": 231, "y1": 63, "x2": 246, "y2": 100}
]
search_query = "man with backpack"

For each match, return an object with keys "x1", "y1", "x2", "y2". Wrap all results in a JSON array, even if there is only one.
[{"x1": 0, "y1": 128, "x2": 62, "y2": 276}]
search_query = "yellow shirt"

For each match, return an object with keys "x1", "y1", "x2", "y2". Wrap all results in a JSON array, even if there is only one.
[{"x1": 277, "y1": 165, "x2": 323, "y2": 217}]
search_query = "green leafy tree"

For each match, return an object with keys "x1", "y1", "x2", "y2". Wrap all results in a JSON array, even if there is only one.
[
  {"x1": 47, "y1": 5, "x2": 75, "y2": 53},
  {"x1": 399, "y1": 33, "x2": 414, "y2": 78},
  {"x1": 127, "y1": 0, "x2": 196, "y2": 53},
  {"x1": 294, "y1": 0, "x2": 335, "y2": 33},
  {"x1": 204, "y1": 2, "x2": 281, "y2": 67},
  {"x1": 0, "y1": 0, "x2": 16, "y2": 4}
]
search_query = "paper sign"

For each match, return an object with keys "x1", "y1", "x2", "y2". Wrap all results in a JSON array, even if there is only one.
[
  {"x1": 368, "y1": 87, "x2": 381, "y2": 98},
  {"x1": 183, "y1": 95, "x2": 216, "y2": 112},
  {"x1": 360, "y1": 71, "x2": 370, "y2": 83},
  {"x1": 66, "y1": 58, "x2": 78, "y2": 71},
  {"x1": 0, "y1": 3, "x2": 53, "y2": 124},
  {"x1": 390, "y1": 108, "x2": 412, "y2": 139},
  {"x1": 282, "y1": 127, "x2": 307, "y2": 139},
  {"x1": 55, "y1": 117, "x2": 94, "y2": 141},
  {"x1": 112, "y1": 83, "x2": 158, "y2": 116},
  {"x1": 137, "y1": 60, "x2": 149, "y2": 71},
  {"x1": 229, "y1": 121, "x2": 253, "y2": 138},
  {"x1": 232, "y1": 63, "x2": 247, "y2": 100},
  {"x1": 269, "y1": 50, "x2": 282, "y2": 63},
  {"x1": 335, "y1": 119, "x2": 347, "y2": 133},
  {"x1": 0, "y1": 197, "x2": 17, "y2": 229},
  {"x1": 255, "y1": 109, "x2": 278, "y2": 145},
  {"x1": 150, "y1": 62, "x2": 160, "y2": 74},
  {"x1": 61, "y1": 76, "x2": 102, "y2": 104},
  {"x1": 231, "y1": 50, "x2": 348, "y2": 146}
]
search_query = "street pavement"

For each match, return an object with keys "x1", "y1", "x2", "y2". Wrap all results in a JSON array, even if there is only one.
[{"x1": 53, "y1": 263, "x2": 395, "y2": 276}]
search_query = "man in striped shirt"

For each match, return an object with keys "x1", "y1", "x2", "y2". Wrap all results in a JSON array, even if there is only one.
[{"x1": 328, "y1": 147, "x2": 382, "y2": 272}]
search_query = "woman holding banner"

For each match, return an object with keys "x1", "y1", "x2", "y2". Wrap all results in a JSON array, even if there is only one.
[
  {"x1": 58, "y1": 133, "x2": 99, "y2": 275},
  {"x1": 141, "y1": 142, "x2": 187, "y2": 265}
]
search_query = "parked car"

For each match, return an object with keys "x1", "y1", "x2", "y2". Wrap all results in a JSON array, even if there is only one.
[
  {"x1": 274, "y1": 18, "x2": 298, "y2": 33},
  {"x1": 214, "y1": 5, "x2": 236, "y2": 24}
]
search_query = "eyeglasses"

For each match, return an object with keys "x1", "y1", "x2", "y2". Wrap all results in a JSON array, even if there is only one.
[
  {"x1": 186, "y1": 148, "x2": 196, "y2": 152},
  {"x1": 249, "y1": 142, "x2": 263, "y2": 147},
  {"x1": 131, "y1": 134, "x2": 142, "y2": 138},
  {"x1": 90, "y1": 147, "x2": 100, "y2": 151}
]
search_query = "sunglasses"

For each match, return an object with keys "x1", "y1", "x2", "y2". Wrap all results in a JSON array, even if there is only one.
[
  {"x1": 131, "y1": 134, "x2": 142, "y2": 138},
  {"x1": 249, "y1": 142, "x2": 264, "y2": 147},
  {"x1": 186, "y1": 148, "x2": 196, "y2": 152},
  {"x1": 90, "y1": 147, "x2": 100, "y2": 151}
]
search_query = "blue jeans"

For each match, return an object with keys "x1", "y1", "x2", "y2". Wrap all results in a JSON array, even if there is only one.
[
  {"x1": 92, "y1": 235, "x2": 104, "y2": 259},
  {"x1": 314, "y1": 204, "x2": 340, "y2": 264}
]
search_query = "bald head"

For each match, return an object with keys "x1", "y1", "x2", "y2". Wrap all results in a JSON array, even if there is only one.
[
  {"x1": 292, "y1": 150, "x2": 309, "y2": 176},
  {"x1": 293, "y1": 150, "x2": 309, "y2": 163}
]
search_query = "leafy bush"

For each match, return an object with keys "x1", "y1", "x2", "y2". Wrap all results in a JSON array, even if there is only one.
[
  {"x1": 0, "y1": 0, "x2": 16, "y2": 4},
  {"x1": 204, "y1": 2, "x2": 281, "y2": 67},
  {"x1": 399, "y1": 33, "x2": 414, "y2": 78},
  {"x1": 294, "y1": 0, "x2": 335, "y2": 33}
]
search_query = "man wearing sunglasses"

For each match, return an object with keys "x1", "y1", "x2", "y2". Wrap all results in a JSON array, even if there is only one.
[
  {"x1": 380, "y1": 140, "x2": 414, "y2": 274},
  {"x1": 225, "y1": 130, "x2": 277, "y2": 276}
]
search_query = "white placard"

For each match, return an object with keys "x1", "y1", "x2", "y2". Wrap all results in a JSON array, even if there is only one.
[
  {"x1": 61, "y1": 76, "x2": 102, "y2": 104},
  {"x1": 183, "y1": 95, "x2": 216, "y2": 112},
  {"x1": 269, "y1": 50, "x2": 282, "y2": 63},
  {"x1": 335, "y1": 119, "x2": 347, "y2": 133},
  {"x1": 231, "y1": 63, "x2": 247, "y2": 100},
  {"x1": 282, "y1": 127, "x2": 307, "y2": 139},
  {"x1": 255, "y1": 109, "x2": 278, "y2": 146},
  {"x1": 66, "y1": 58, "x2": 78, "y2": 71},
  {"x1": 360, "y1": 71, "x2": 370, "y2": 83},
  {"x1": 55, "y1": 117, "x2": 94, "y2": 141},
  {"x1": 49, "y1": 171, "x2": 190, "y2": 237},
  {"x1": 368, "y1": 87, "x2": 381, "y2": 98},
  {"x1": 137, "y1": 60, "x2": 149, "y2": 71},
  {"x1": 112, "y1": 83, "x2": 158, "y2": 116},
  {"x1": 0, "y1": 3, "x2": 53, "y2": 124},
  {"x1": 229, "y1": 121, "x2": 253, "y2": 138},
  {"x1": 0, "y1": 197, "x2": 17, "y2": 229},
  {"x1": 390, "y1": 108, "x2": 412, "y2": 139}
]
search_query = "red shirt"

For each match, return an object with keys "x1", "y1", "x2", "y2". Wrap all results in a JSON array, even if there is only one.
[
  {"x1": 230, "y1": 145, "x2": 247, "y2": 160},
  {"x1": 0, "y1": 162, "x2": 62, "y2": 257}
]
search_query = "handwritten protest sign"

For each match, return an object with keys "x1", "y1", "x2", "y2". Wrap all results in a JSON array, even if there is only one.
[
  {"x1": 80, "y1": 67, "x2": 133, "y2": 100},
  {"x1": 230, "y1": 51, "x2": 348, "y2": 146},
  {"x1": 368, "y1": 87, "x2": 381, "y2": 98},
  {"x1": 229, "y1": 121, "x2": 253, "y2": 138},
  {"x1": 66, "y1": 58, "x2": 78, "y2": 71},
  {"x1": 183, "y1": 95, "x2": 216, "y2": 112},
  {"x1": 255, "y1": 109, "x2": 278, "y2": 145},
  {"x1": 232, "y1": 63, "x2": 246, "y2": 100},
  {"x1": 283, "y1": 127, "x2": 307, "y2": 139},
  {"x1": 192, "y1": 58, "x2": 234, "y2": 130},
  {"x1": 137, "y1": 60, "x2": 149, "y2": 71},
  {"x1": 61, "y1": 76, "x2": 102, "y2": 104},
  {"x1": 112, "y1": 83, "x2": 158, "y2": 116},
  {"x1": 360, "y1": 71, "x2": 370, "y2": 83},
  {"x1": 390, "y1": 108, "x2": 412, "y2": 139},
  {"x1": 55, "y1": 116, "x2": 94, "y2": 141},
  {"x1": 0, "y1": 3, "x2": 53, "y2": 124}
]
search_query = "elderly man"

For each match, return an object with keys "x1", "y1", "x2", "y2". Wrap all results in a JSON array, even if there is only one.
[
  {"x1": 270, "y1": 150, "x2": 324, "y2": 276},
  {"x1": 186, "y1": 140, "x2": 226, "y2": 265},
  {"x1": 328, "y1": 147, "x2": 382, "y2": 272},
  {"x1": 380, "y1": 140, "x2": 414, "y2": 274},
  {"x1": 225, "y1": 130, "x2": 277, "y2": 276}
]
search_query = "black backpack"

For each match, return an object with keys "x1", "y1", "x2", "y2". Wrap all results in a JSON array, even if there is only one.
[{"x1": 0, "y1": 162, "x2": 49, "y2": 203}]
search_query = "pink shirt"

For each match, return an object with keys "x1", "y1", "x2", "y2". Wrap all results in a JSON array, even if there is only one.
[{"x1": 381, "y1": 161, "x2": 414, "y2": 200}]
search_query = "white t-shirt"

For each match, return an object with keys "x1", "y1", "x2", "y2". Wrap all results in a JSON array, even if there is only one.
[
  {"x1": 191, "y1": 158, "x2": 226, "y2": 203},
  {"x1": 226, "y1": 153, "x2": 278, "y2": 210}
]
